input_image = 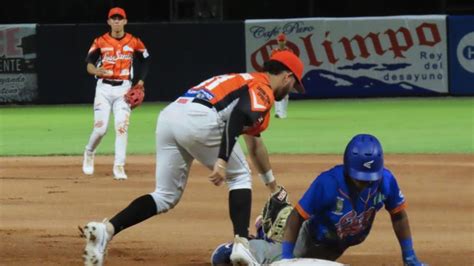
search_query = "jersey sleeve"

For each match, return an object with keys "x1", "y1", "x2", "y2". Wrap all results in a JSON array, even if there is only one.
[
  {"x1": 296, "y1": 175, "x2": 331, "y2": 220},
  {"x1": 241, "y1": 83, "x2": 273, "y2": 136},
  {"x1": 85, "y1": 38, "x2": 100, "y2": 64},
  {"x1": 134, "y1": 38, "x2": 148, "y2": 54},
  {"x1": 133, "y1": 37, "x2": 151, "y2": 83},
  {"x1": 383, "y1": 170, "x2": 407, "y2": 214},
  {"x1": 217, "y1": 86, "x2": 270, "y2": 161}
]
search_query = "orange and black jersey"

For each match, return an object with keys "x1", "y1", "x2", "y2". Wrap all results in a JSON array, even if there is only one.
[
  {"x1": 182, "y1": 73, "x2": 274, "y2": 161},
  {"x1": 85, "y1": 32, "x2": 150, "y2": 82}
]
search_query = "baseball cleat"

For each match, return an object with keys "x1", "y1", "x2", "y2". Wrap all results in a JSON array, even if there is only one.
[
  {"x1": 83, "y1": 150, "x2": 95, "y2": 175},
  {"x1": 230, "y1": 235, "x2": 259, "y2": 266},
  {"x1": 80, "y1": 221, "x2": 111, "y2": 266},
  {"x1": 274, "y1": 114, "x2": 287, "y2": 119},
  {"x1": 113, "y1": 165, "x2": 127, "y2": 180}
]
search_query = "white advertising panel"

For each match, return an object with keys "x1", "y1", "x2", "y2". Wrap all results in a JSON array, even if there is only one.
[
  {"x1": 245, "y1": 16, "x2": 448, "y2": 97},
  {"x1": 0, "y1": 24, "x2": 37, "y2": 103}
]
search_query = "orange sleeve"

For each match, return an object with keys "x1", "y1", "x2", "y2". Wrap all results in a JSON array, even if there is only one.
[
  {"x1": 248, "y1": 85, "x2": 273, "y2": 112},
  {"x1": 295, "y1": 203, "x2": 310, "y2": 220},
  {"x1": 88, "y1": 38, "x2": 99, "y2": 54},
  {"x1": 389, "y1": 202, "x2": 407, "y2": 215},
  {"x1": 242, "y1": 83, "x2": 273, "y2": 136},
  {"x1": 134, "y1": 37, "x2": 147, "y2": 51}
]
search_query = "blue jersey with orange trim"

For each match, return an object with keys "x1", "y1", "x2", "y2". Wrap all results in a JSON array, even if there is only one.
[{"x1": 295, "y1": 165, "x2": 406, "y2": 249}]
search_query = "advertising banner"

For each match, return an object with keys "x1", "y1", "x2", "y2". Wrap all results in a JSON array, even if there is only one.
[
  {"x1": 448, "y1": 16, "x2": 474, "y2": 96},
  {"x1": 245, "y1": 16, "x2": 448, "y2": 98},
  {"x1": 0, "y1": 24, "x2": 37, "y2": 103}
]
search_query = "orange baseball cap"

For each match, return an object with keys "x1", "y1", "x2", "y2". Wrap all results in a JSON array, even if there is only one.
[
  {"x1": 277, "y1": 33, "x2": 286, "y2": 42},
  {"x1": 108, "y1": 7, "x2": 126, "y2": 19},
  {"x1": 270, "y1": 50, "x2": 305, "y2": 93}
]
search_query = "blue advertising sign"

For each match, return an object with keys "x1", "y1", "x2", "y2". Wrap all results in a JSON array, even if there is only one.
[{"x1": 448, "y1": 16, "x2": 474, "y2": 96}]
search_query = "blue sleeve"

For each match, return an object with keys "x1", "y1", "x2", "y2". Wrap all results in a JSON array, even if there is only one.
[
  {"x1": 383, "y1": 170, "x2": 406, "y2": 212},
  {"x1": 298, "y1": 174, "x2": 332, "y2": 218}
]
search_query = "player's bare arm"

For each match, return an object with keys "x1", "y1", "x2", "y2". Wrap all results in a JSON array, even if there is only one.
[
  {"x1": 86, "y1": 63, "x2": 108, "y2": 77},
  {"x1": 85, "y1": 48, "x2": 108, "y2": 77},
  {"x1": 207, "y1": 89, "x2": 253, "y2": 186},
  {"x1": 208, "y1": 111, "x2": 240, "y2": 185},
  {"x1": 283, "y1": 209, "x2": 304, "y2": 243},
  {"x1": 390, "y1": 209, "x2": 412, "y2": 241},
  {"x1": 208, "y1": 158, "x2": 227, "y2": 186},
  {"x1": 281, "y1": 209, "x2": 305, "y2": 259},
  {"x1": 243, "y1": 134, "x2": 278, "y2": 193},
  {"x1": 390, "y1": 209, "x2": 424, "y2": 265}
]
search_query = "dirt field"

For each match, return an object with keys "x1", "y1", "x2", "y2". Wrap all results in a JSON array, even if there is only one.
[{"x1": 0, "y1": 154, "x2": 473, "y2": 265}]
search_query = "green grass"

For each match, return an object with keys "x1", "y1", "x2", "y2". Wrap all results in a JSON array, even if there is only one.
[
  {"x1": 0, "y1": 97, "x2": 472, "y2": 156},
  {"x1": 264, "y1": 97, "x2": 473, "y2": 154}
]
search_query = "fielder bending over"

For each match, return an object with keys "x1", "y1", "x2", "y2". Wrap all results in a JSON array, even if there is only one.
[{"x1": 79, "y1": 50, "x2": 305, "y2": 266}]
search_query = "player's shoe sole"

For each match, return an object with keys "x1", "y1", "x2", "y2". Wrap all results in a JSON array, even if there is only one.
[{"x1": 79, "y1": 221, "x2": 110, "y2": 266}]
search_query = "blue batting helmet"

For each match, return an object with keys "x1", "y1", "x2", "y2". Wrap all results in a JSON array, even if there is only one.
[
  {"x1": 210, "y1": 242, "x2": 232, "y2": 265},
  {"x1": 343, "y1": 134, "x2": 384, "y2": 181}
]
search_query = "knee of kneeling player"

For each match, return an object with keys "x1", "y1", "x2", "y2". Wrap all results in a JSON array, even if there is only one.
[{"x1": 149, "y1": 190, "x2": 181, "y2": 214}]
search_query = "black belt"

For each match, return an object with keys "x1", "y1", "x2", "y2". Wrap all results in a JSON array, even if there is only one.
[
  {"x1": 192, "y1": 98, "x2": 213, "y2": 109},
  {"x1": 102, "y1": 79, "x2": 124, "y2": 86}
]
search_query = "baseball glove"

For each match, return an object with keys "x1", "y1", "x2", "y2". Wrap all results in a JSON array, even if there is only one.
[
  {"x1": 125, "y1": 84, "x2": 145, "y2": 109},
  {"x1": 261, "y1": 185, "x2": 293, "y2": 242}
]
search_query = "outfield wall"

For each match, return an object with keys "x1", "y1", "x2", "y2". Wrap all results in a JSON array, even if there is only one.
[
  {"x1": 245, "y1": 16, "x2": 449, "y2": 98},
  {"x1": 448, "y1": 16, "x2": 474, "y2": 96},
  {"x1": 35, "y1": 22, "x2": 245, "y2": 104},
  {"x1": 0, "y1": 15, "x2": 472, "y2": 104}
]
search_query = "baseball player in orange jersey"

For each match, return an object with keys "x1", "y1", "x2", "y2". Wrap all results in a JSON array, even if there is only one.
[
  {"x1": 272, "y1": 33, "x2": 293, "y2": 119},
  {"x1": 79, "y1": 50, "x2": 305, "y2": 266},
  {"x1": 82, "y1": 7, "x2": 150, "y2": 180}
]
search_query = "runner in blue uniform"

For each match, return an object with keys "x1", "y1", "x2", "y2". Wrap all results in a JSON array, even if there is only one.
[{"x1": 212, "y1": 134, "x2": 426, "y2": 266}]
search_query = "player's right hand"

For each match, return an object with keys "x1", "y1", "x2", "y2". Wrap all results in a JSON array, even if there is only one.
[
  {"x1": 208, "y1": 158, "x2": 227, "y2": 186},
  {"x1": 95, "y1": 67, "x2": 109, "y2": 77}
]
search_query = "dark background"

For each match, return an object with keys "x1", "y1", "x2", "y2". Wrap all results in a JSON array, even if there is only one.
[
  {"x1": 2, "y1": 0, "x2": 474, "y2": 24},
  {"x1": 35, "y1": 22, "x2": 245, "y2": 103}
]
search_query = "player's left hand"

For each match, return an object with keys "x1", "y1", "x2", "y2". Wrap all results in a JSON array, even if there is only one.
[
  {"x1": 403, "y1": 254, "x2": 427, "y2": 266},
  {"x1": 125, "y1": 83, "x2": 145, "y2": 109},
  {"x1": 208, "y1": 158, "x2": 227, "y2": 186}
]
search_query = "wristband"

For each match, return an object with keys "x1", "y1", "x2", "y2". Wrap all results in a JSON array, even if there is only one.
[
  {"x1": 281, "y1": 241, "x2": 295, "y2": 259},
  {"x1": 259, "y1": 169, "x2": 275, "y2": 184}
]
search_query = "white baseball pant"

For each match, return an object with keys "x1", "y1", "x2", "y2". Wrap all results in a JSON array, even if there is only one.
[
  {"x1": 150, "y1": 99, "x2": 252, "y2": 213},
  {"x1": 85, "y1": 79, "x2": 131, "y2": 166}
]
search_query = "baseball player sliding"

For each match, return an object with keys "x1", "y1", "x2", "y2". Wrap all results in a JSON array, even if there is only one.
[
  {"x1": 212, "y1": 134, "x2": 426, "y2": 266},
  {"x1": 79, "y1": 50, "x2": 305, "y2": 266},
  {"x1": 82, "y1": 7, "x2": 150, "y2": 180}
]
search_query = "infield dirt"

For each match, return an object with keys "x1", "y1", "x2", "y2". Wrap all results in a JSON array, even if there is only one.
[{"x1": 0, "y1": 154, "x2": 473, "y2": 265}]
